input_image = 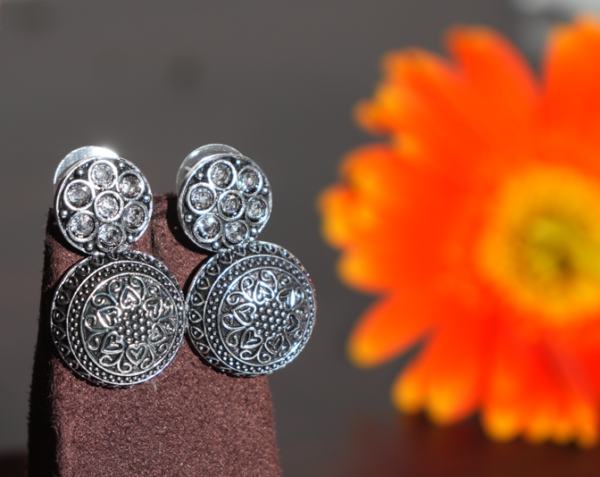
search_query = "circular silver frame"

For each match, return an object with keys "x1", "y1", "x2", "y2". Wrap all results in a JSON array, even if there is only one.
[
  {"x1": 51, "y1": 250, "x2": 187, "y2": 387},
  {"x1": 186, "y1": 241, "x2": 316, "y2": 376}
]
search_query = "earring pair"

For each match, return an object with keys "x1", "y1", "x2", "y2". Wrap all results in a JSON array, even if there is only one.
[{"x1": 50, "y1": 145, "x2": 316, "y2": 387}]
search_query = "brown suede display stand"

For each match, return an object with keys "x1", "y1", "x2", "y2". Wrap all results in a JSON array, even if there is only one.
[{"x1": 28, "y1": 193, "x2": 281, "y2": 477}]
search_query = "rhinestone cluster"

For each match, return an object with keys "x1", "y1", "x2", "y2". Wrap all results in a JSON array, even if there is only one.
[
  {"x1": 56, "y1": 158, "x2": 152, "y2": 254},
  {"x1": 178, "y1": 155, "x2": 272, "y2": 250}
]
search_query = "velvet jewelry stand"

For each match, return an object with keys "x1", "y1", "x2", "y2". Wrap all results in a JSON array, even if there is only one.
[{"x1": 28, "y1": 194, "x2": 281, "y2": 477}]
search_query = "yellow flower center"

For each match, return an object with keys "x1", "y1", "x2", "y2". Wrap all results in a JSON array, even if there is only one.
[{"x1": 479, "y1": 167, "x2": 600, "y2": 325}]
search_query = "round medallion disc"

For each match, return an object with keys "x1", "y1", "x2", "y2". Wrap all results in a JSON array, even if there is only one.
[
  {"x1": 55, "y1": 156, "x2": 152, "y2": 254},
  {"x1": 51, "y1": 251, "x2": 186, "y2": 386},
  {"x1": 187, "y1": 241, "x2": 316, "y2": 376}
]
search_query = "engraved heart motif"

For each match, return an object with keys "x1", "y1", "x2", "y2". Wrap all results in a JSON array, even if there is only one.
[
  {"x1": 126, "y1": 344, "x2": 147, "y2": 366},
  {"x1": 120, "y1": 286, "x2": 141, "y2": 310},
  {"x1": 226, "y1": 330, "x2": 240, "y2": 347},
  {"x1": 189, "y1": 309, "x2": 203, "y2": 324},
  {"x1": 53, "y1": 326, "x2": 66, "y2": 341},
  {"x1": 100, "y1": 332, "x2": 124, "y2": 354},
  {"x1": 222, "y1": 314, "x2": 245, "y2": 331},
  {"x1": 190, "y1": 326, "x2": 204, "y2": 340},
  {"x1": 232, "y1": 304, "x2": 255, "y2": 326},
  {"x1": 285, "y1": 314, "x2": 300, "y2": 333},
  {"x1": 56, "y1": 291, "x2": 70, "y2": 305},
  {"x1": 97, "y1": 306, "x2": 120, "y2": 329},
  {"x1": 52, "y1": 309, "x2": 66, "y2": 323},
  {"x1": 144, "y1": 297, "x2": 163, "y2": 320},
  {"x1": 253, "y1": 282, "x2": 274, "y2": 305},
  {"x1": 241, "y1": 327, "x2": 263, "y2": 350},
  {"x1": 148, "y1": 324, "x2": 167, "y2": 344},
  {"x1": 191, "y1": 292, "x2": 205, "y2": 307},
  {"x1": 206, "y1": 264, "x2": 221, "y2": 277},
  {"x1": 264, "y1": 334, "x2": 285, "y2": 356}
]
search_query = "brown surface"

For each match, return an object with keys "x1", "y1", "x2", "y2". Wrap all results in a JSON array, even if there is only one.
[{"x1": 28, "y1": 193, "x2": 281, "y2": 477}]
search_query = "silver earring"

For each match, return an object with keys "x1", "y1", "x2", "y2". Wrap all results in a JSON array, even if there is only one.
[
  {"x1": 177, "y1": 144, "x2": 316, "y2": 376},
  {"x1": 51, "y1": 146, "x2": 187, "y2": 387}
]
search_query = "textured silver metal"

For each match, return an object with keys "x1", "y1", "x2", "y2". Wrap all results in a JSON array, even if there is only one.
[
  {"x1": 51, "y1": 250, "x2": 187, "y2": 387},
  {"x1": 54, "y1": 147, "x2": 152, "y2": 254},
  {"x1": 187, "y1": 241, "x2": 316, "y2": 376},
  {"x1": 177, "y1": 145, "x2": 272, "y2": 251}
]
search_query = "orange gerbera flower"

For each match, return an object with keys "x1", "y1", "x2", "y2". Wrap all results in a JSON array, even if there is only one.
[{"x1": 320, "y1": 17, "x2": 600, "y2": 447}]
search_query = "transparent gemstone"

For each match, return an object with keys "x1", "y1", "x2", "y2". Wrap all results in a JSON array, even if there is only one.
[
  {"x1": 65, "y1": 182, "x2": 92, "y2": 208},
  {"x1": 219, "y1": 192, "x2": 243, "y2": 218},
  {"x1": 193, "y1": 214, "x2": 221, "y2": 241},
  {"x1": 68, "y1": 213, "x2": 96, "y2": 240},
  {"x1": 238, "y1": 169, "x2": 261, "y2": 194},
  {"x1": 189, "y1": 185, "x2": 214, "y2": 212},
  {"x1": 247, "y1": 198, "x2": 268, "y2": 221},
  {"x1": 98, "y1": 224, "x2": 124, "y2": 250},
  {"x1": 119, "y1": 174, "x2": 143, "y2": 199},
  {"x1": 123, "y1": 203, "x2": 146, "y2": 230},
  {"x1": 90, "y1": 163, "x2": 116, "y2": 188},
  {"x1": 225, "y1": 222, "x2": 247, "y2": 244},
  {"x1": 95, "y1": 193, "x2": 121, "y2": 220},
  {"x1": 209, "y1": 162, "x2": 234, "y2": 188}
]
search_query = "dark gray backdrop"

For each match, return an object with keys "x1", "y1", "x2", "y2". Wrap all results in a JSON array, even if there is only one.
[{"x1": 3, "y1": 2, "x2": 571, "y2": 476}]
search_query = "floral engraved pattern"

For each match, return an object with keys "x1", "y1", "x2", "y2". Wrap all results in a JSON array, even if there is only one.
[
  {"x1": 221, "y1": 269, "x2": 307, "y2": 364},
  {"x1": 82, "y1": 274, "x2": 177, "y2": 375},
  {"x1": 187, "y1": 241, "x2": 316, "y2": 376},
  {"x1": 51, "y1": 251, "x2": 186, "y2": 386}
]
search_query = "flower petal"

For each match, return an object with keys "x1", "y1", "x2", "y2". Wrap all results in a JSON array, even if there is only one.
[
  {"x1": 542, "y1": 16, "x2": 600, "y2": 138},
  {"x1": 348, "y1": 295, "x2": 436, "y2": 368},
  {"x1": 393, "y1": 308, "x2": 490, "y2": 424},
  {"x1": 446, "y1": 26, "x2": 538, "y2": 153},
  {"x1": 483, "y1": 322, "x2": 599, "y2": 446}
]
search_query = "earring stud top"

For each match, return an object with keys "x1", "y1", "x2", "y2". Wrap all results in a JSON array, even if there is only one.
[
  {"x1": 53, "y1": 146, "x2": 153, "y2": 255},
  {"x1": 176, "y1": 144, "x2": 272, "y2": 252}
]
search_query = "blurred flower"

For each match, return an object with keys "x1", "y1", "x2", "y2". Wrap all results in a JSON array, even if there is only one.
[{"x1": 319, "y1": 17, "x2": 600, "y2": 447}]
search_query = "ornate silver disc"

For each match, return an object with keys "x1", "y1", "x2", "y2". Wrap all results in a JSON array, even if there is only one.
[
  {"x1": 55, "y1": 154, "x2": 152, "y2": 254},
  {"x1": 187, "y1": 241, "x2": 316, "y2": 376},
  {"x1": 177, "y1": 147, "x2": 272, "y2": 252},
  {"x1": 51, "y1": 251, "x2": 186, "y2": 386}
]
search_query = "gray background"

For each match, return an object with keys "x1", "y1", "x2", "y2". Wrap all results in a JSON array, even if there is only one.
[{"x1": 6, "y1": 1, "x2": 586, "y2": 476}]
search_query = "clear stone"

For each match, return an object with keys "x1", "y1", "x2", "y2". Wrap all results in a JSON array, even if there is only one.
[
  {"x1": 225, "y1": 222, "x2": 247, "y2": 244},
  {"x1": 238, "y1": 169, "x2": 261, "y2": 194},
  {"x1": 98, "y1": 224, "x2": 124, "y2": 250},
  {"x1": 193, "y1": 214, "x2": 221, "y2": 241},
  {"x1": 247, "y1": 198, "x2": 268, "y2": 221},
  {"x1": 219, "y1": 192, "x2": 243, "y2": 218},
  {"x1": 123, "y1": 204, "x2": 146, "y2": 229},
  {"x1": 95, "y1": 193, "x2": 121, "y2": 220},
  {"x1": 68, "y1": 213, "x2": 96, "y2": 240},
  {"x1": 189, "y1": 185, "x2": 214, "y2": 211},
  {"x1": 65, "y1": 182, "x2": 92, "y2": 208},
  {"x1": 119, "y1": 174, "x2": 143, "y2": 198},
  {"x1": 209, "y1": 162, "x2": 234, "y2": 188},
  {"x1": 90, "y1": 163, "x2": 116, "y2": 188}
]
